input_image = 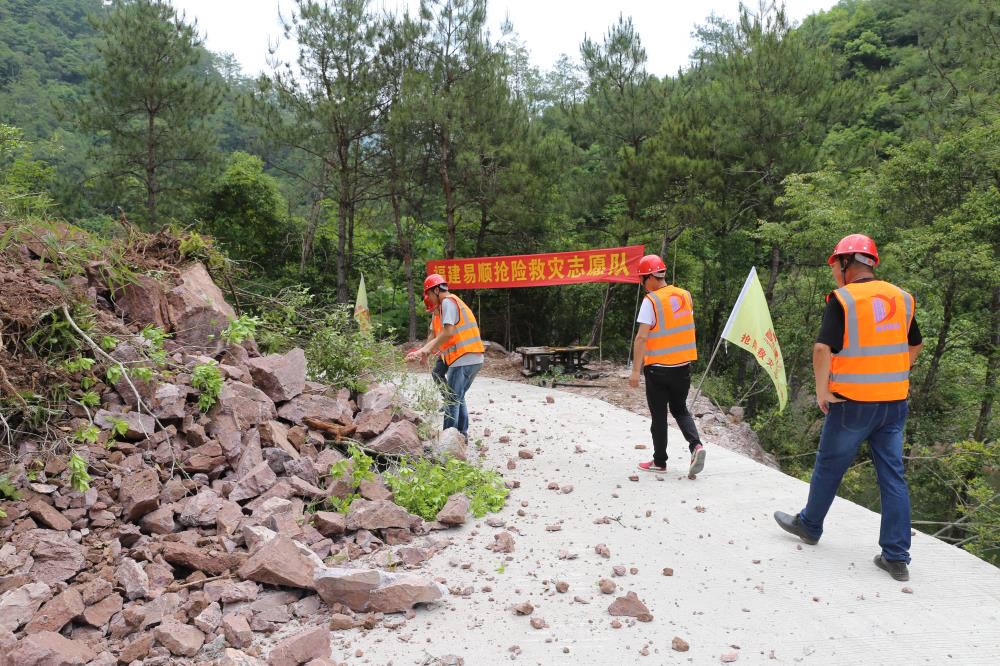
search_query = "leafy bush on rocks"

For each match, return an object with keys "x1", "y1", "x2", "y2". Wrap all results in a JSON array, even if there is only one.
[{"x1": 386, "y1": 457, "x2": 508, "y2": 521}]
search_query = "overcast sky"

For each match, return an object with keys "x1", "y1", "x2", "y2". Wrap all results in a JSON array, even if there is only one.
[{"x1": 168, "y1": 1, "x2": 839, "y2": 78}]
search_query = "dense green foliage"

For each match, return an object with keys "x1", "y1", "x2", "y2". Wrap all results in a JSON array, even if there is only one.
[
  {"x1": 1, "y1": 0, "x2": 997, "y2": 561},
  {"x1": 386, "y1": 456, "x2": 509, "y2": 520}
]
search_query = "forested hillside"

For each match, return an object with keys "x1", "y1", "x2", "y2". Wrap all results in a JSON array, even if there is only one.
[{"x1": 1, "y1": 0, "x2": 997, "y2": 562}]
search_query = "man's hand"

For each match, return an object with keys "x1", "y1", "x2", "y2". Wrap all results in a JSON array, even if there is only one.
[
  {"x1": 816, "y1": 387, "x2": 844, "y2": 415},
  {"x1": 628, "y1": 372, "x2": 640, "y2": 389},
  {"x1": 405, "y1": 346, "x2": 430, "y2": 363}
]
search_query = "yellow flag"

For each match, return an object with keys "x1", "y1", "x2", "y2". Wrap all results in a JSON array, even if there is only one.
[
  {"x1": 721, "y1": 267, "x2": 788, "y2": 410},
  {"x1": 353, "y1": 274, "x2": 371, "y2": 333}
]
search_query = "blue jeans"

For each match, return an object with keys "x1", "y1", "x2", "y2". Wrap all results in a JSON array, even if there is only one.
[
  {"x1": 442, "y1": 362, "x2": 482, "y2": 437},
  {"x1": 799, "y1": 399, "x2": 912, "y2": 563}
]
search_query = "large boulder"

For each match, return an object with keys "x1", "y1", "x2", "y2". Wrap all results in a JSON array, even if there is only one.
[
  {"x1": 159, "y1": 543, "x2": 247, "y2": 576},
  {"x1": 177, "y1": 489, "x2": 223, "y2": 527},
  {"x1": 228, "y1": 461, "x2": 278, "y2": 503},
  {"x1": 23, "y1": 586, "x2": 83, "y2": 633},
  {"x1": 357, "y1": 384, "x2": 399, "y2": 411},
  {"x1": 277, "y1": 394, "x2": 353, "y2": 427},
  {"x1": 313, "y1": 568, "x2": 381, "y2": 611},
  {"x1": 432, "y1": 428, "x2": 467, "y2": 461},
  {"x1": 213, "y1": 382, "x2": 277, "y2": 430},
  {"x1": 246, "y1": 348, "x2": 306, "y2": 403},
  {"x1": 345, "y1": 499, "x2": 420, "y2": 531},
  {"x1": 366, "y1": 420, "x2": 422, "y2": 457},
  {"x1": 114, "y1": 274, "x2": 170, "y2": 329},
  {"x1": 354, "y1": 408, "x2": 393, "y2": 439},
  {"x1": 266, "y1": 626, "x2": 330, "y2": 666},
  {"x1": 16, "y1": 530, "x2": 86, "y2": 583},
  {"x1": 435, "y1": 493, "x2": 470, "y2": 525},
  {"x1": 95, "y1": 409, "x2": 155, "y2": 441},
  {"x1": 118, "y1": 466, "x2": 161, "y2": 522},
  {"x1": 154, "y1": 620, "x2": 205, "y2": 657},
  {"x1": 313, "y1": 568, "x2": 445, "y2": 614},
  {"x1": 237, "y1": 536, "x2": 317, "y2": 590},
  {"x1": 8, "y1": 630, "x2": 96, "y2": 665},
  {"x1": 0, "y1": 582, "x2": 51, "y2": 633},
  {"x1": 367, "y1": 572, "x2": 447, "y2": 613},
  {"x1": 166, "y1": 262, "x2": 236, "y2": 351}
]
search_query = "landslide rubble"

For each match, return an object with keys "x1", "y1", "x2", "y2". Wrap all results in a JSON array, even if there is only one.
[{"x1": 0, "y1": 222, "x2": 475, "y2": 665}]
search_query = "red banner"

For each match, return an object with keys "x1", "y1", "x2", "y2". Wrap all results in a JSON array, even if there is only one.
[{"x1": 426, "y1": 245, "x2": 645, "y2": 289}]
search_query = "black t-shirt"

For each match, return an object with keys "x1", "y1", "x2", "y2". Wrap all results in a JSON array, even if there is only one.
[{"x1": 816, "y1": 279, "x2": 922, "y2": 353}]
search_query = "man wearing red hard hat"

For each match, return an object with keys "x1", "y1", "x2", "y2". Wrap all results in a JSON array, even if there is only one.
[
  {"x1": 628, "y1": 254, "x2": 706, "y2": 478},
  {"x1": 406, "y1": 274, "x2": 485, "y2": 438},
  {"x1": 774, "y1": 233, "x2": 923, "y2": 581}
]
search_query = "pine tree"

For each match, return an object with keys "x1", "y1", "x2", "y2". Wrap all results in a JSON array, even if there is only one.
[{"x1": 77, "y1": 0, "x2": 221, "y2": 225}]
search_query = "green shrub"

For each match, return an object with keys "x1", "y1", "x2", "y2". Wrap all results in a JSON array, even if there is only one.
[
  {"x1": 192, "y1": 362, "x2": 223, "y2": 411},
  {"x1": 221, "y1": 314, "x2": 260, "y2": 345},
  {"x1": 330, "y1": 443, "x2": 376, "y2": 487},
  {"x1": 386, "y1": 457, "x2": 508, "y2": 521},
  {"x1": 67, "y1": 452, "x2": 91, "y2": 492}
]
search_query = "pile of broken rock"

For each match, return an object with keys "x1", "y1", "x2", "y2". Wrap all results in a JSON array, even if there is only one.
[{"x1": 0, "y1": 261, "x2": 477, "y2": 665}]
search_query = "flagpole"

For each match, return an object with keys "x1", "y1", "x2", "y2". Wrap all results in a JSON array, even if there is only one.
[
  {"x1": 626, "y1": 281, "x2": 642, "y2": 370},
  {"x1": 689, "y1": 335, "x2": 724, "y2": 411}
]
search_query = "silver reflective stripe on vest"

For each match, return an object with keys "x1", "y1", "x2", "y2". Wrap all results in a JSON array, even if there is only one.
[
  {"x1": 837, "y1": 342, "x2": 910, "y2": 357},
  {"x1": 658, "y1": 341, "x2": 697, "y2": 355},
  {"x1": 830, "y1": 370, "x2": 910, "y2": 384},
  {"x1": 449, "y1": 321, "x2": 477, "y2": 336},
  {"x1": 836, "y1": 286, "x2": 861, "y2": 352},
  {"x1": 835, "y1": 284, "x2": 910, "y2": 358},
  {"x1": 648, "y1": 322, "x2": 695, "y2": 339},
  {"x1": 442, "y1": 336, "x2": 482, "y2": 355},
  {"x1": 650, "y1": 293, "x2": 666, "y2": 333}
]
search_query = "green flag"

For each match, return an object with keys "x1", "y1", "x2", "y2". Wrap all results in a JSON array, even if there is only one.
[
  {"x1": 353, "y1": 274, "x2": 371, "y2": 333},
  {"x1": 721, "y1": 267, "x2": 788, "y2": 411}
]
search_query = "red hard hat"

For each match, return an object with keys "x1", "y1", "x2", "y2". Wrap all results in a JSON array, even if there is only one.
[
  {"x1": 828, "y1": 234, "x2": 879, "y2": 266},
  {"x1": 637, "y1": 254, "x2": 667, "y2": 276},
  {"x1": 423, "y1": 273, "x2": 447, "y2": 293}
]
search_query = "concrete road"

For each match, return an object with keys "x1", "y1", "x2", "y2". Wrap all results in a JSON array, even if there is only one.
[{"x1": 332, "y1": 377, "x2": 1000, "y2": 665}]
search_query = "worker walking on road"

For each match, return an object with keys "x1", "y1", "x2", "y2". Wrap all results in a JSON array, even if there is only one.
[
  {"x1": 407, "y1": 274, "x2": 485, "y2": 438},
  {"x1": 774, "y1": 234, "x2": 923, "y2": 581},
  {"x1": 629, "y1": 254, "x2": 706, "y2": 478}
]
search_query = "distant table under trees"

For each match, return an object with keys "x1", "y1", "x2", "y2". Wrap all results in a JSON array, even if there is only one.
[{"x1": 515, "y1": 345, "x2": 597, "y2": 377}]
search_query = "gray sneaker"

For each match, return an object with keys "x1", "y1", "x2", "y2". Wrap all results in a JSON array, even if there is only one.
[
  {"x1": 773, "y1": 511, "x2": 819, "y2": 545},
  {"x1": 873, "y1": 554, "x2": 909, "y2": 581}
]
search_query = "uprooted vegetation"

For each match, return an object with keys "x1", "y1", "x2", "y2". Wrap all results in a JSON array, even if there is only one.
[{"x1": 0, "y1": 217, "x2": 507, "y2": 664}]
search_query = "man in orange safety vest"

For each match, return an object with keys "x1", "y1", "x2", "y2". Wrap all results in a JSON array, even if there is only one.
[
  {"x1": 629, "y1": 254, "x2": 706, "y2": 478},
  {"x1": 774, "y1": 234, "x2": 923, "y2": 581},
  {"x1": 406, "y1": 274, "x2": 485, "y2": 438}
]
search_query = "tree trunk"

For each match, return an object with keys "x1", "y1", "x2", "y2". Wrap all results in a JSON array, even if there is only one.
[
  {"x1": 475, "y1": 204, "x2": 489, "y2": 257},
  {"x1": 974, "y1": 286, "x2": 1000, "y2": 441},
  {"x1": 145, "y1": 110, "x2": 157, "y2": 226},
  {"x1": 390, "y1": 189, "x2": 417, "y2": 340},
  {"x1": 765, "y1": 244, "x2": 780, "y2": 304},
  {"x1": 588, "y1": 283, "x2": 616, "y2": 349},
  {"x1": 335, "y1": 201, "x2": 350, "y2": 304},
  {"x1": 919, "y1": 279, "x2": 957, "y2": 407},
  {"x1": 439, "y1": 130, "x2": 457, "y2": 259},
  {"x1": 300, "y1": 161, "x2": 331, "y2": 274}
]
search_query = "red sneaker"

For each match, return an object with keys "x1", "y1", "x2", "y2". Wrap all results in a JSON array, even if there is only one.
[{"x1": 637, "y1": 461, "x2": 666, "y2": 473}]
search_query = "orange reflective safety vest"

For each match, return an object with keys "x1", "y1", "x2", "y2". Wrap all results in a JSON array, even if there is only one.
[
  {"x1": 829, "y1": 280, "x2": 914, "y2": 402},
  {"x1": 643, "y1": 286, "x2": 698, "y2": 366},
  {"x1": 432, "y1": 294, "x2": 485, "y2": 366}
]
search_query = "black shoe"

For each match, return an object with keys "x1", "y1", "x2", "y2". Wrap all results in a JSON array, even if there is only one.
[
  {"x1": 873, "y1": 554, "x2": 909, "y2": 581},
  {"x1": 773, "y1": 511, "x2": 819, "y2": 545}
]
